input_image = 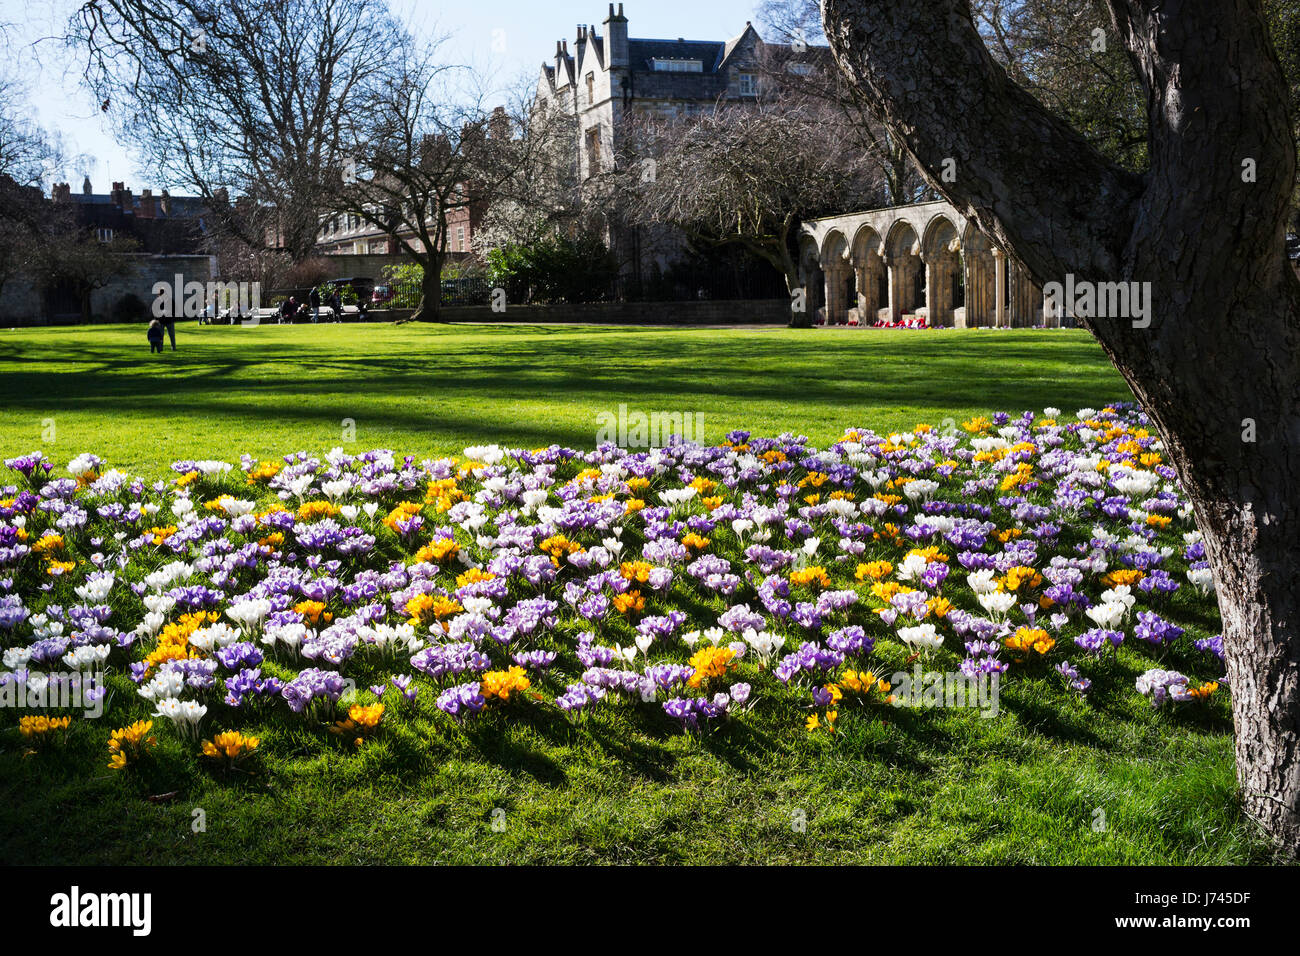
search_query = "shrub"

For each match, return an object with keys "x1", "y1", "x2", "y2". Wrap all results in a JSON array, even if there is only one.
[{"x1": 485, "y1": 232, "x2": 617, "y2": 304}]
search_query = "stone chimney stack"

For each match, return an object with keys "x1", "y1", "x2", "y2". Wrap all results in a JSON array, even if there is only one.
[
  {"x1": 160, "y1": 189, "x2": 171, "y2": 215},
  {"x1": 52, "y1": 182, "x2": 71, "y2": 202},
  {"x1": 81, "y1": 176, "x2": 92, "y2": 195},
  {"x1": 139, "y1": 188, "x2": 156, "y2": 218},
  {"x1": 604, "y1": 3, "x2": 628, "y2": 69}
]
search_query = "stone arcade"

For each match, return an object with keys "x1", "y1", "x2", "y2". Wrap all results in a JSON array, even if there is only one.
[{"x1": 800, "y1": 199, "x2": 1063, "y2": 328}]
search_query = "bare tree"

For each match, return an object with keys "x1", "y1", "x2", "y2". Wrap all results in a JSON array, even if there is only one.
[
  {"x1": 70, "y1": 0, "x2": 400, "y2": 261},
  {"x1": 0, "y1": 78, "x2": 69, "y2": 300},
  {"x1": 611, "y1": 99, "x2": 879, "y2": 325},
  {"x1": 332, "y1": 46, "x2": 560, "y2": 321},
  {"x1": 33, "y1": 204, "x2": 139, "y2": 323},
  {"x1": 822, "y1": 0, "x2": 1300, "y2": 853},
  {"x1": 755, "y1": 0, "x2": 927, "y2": 205}
]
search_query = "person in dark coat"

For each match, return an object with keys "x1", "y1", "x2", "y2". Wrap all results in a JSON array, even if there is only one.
[
  {"x1": 147, "y1": 319, "x2": 165, "y2": 353},
  {"x1": 329, "y1": 289, "x2": 341, "y2": 321},
  {"x1": 309, "y1": 287, "x2": 321, "y2": 323}
]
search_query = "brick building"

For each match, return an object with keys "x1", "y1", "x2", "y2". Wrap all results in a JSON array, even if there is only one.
[{"x1": 50, "y1": 177, "x2": 208, "y2": 254}]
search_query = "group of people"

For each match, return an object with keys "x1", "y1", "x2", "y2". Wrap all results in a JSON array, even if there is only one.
[
  {"x1": 281, "y1": 286, "x2": 361, "y2": 323},
  {"x1": 146, "y1": 283, "x2": 370, "y2": 353}
]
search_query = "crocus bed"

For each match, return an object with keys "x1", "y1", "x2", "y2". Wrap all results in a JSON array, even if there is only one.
[{"x1": 1, "y1": 403, "x2": 1225, "y2": 777}]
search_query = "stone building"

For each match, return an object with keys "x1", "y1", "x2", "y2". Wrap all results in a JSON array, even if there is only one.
[
  {"x1": 800, "y1": 199, "x2": 1060, "y2": 328},
  {"x1": 534, "y1": 4, "x2": 814, "y2": 283},
  {"x1": 535, "y1": 5, "x2": 796, "y2": 179}
]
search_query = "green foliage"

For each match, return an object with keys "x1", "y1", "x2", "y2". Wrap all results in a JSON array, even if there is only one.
[
  {"x1": 485, "y1": 232, "x2": 617, "y2": 304},
  {"x1": 381, "y1": 262, "x2": 424, "y2": 309}
]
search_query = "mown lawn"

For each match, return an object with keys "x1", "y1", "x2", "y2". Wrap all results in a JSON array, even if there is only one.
[
  {"x1": 0, "y1": 321, "x2": 1281, "y2": 864},
  {"x1": 3, "y1": 322, "x2": 1130, "y2": 476}
]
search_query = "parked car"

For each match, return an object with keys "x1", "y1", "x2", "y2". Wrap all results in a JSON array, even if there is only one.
[
  {"x1": 323, "y1": 276, "x2": 375, "y2": 301},
  {"x1": 371, "y1": 284, "x2": 395, "y2": 305}
]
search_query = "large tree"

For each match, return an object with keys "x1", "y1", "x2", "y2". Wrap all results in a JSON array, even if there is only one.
[
  {"x1": 0, "y1": 79, "x2": 60, "y2": 300},
  {"x1": 820, "y1": 0, "x2": 1300, "y2": 852},
  {"x1": 332, "y1": 47, "x2": 552, "y2": 321},
  {"x1": 71, "y1": 0, "x2": 400, "y2": 261},
  {"x1": 611, "y1": 99, "x2": 880, "y2": 324}
]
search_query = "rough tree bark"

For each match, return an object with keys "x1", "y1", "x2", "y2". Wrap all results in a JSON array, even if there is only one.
[{"x1": 821, "y1": 0, "x2": 1300, "y2": 852}]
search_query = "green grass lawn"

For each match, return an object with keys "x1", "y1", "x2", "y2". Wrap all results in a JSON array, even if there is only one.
[
  {"x1": 2, "y1": 322, "x2": 1131, "y2": 475},
  {"x1": 0, "y1": 321, "x2": 1280, "y2": 865}
]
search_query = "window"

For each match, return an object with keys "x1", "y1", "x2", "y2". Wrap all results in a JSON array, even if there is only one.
[
  {"x1": 96, "y1": 228, "x2": 114, "y2": 242},
  {"x1": 650, "y1": 58, "x2": 702, "y2": 72},
  {"x1": 456, "y1": 226, "x2": 465, "y2": 252},
  {"x1": 585, "y1": 126, "x2": 602, "y2": 177},
  {"x1": 787, "y1": 62, "x2": 813, "y2": 76},
  {"x1": 738, "y1": 72, "x2": 757, "y2": 96},
  {"x1": 586, "y1": 72, "x2": 595, "y2": 105}
]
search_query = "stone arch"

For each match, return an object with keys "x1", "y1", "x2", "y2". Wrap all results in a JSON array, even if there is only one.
[
  {"x1": 819, "y1": 229, "x2": 852, "y2": 325},
  {"x1": 883, "y1": 219, "x2": 923, "y2": 322},
  {"x1": 850, "y1": 224, "x2": 886, "y2": 325},
  {"x1": 798, "y1": 235, "x2": 824, "y2": 320},
  {"x1": 921, "y1": 214, "x2": 961, "y2": 327}
]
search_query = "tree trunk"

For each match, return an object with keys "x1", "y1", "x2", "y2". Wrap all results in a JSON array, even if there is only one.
[
  {"x1": 822, "y1": 0, "x2": 1300, "y2": 853},
  {"x1": 411, "y1": 271, "x2": 442, "y2": 323}
]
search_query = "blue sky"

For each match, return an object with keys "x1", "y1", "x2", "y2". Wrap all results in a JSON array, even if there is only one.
[{"x1": 0, "y1": 0, "x2": 768, "y2": 191}]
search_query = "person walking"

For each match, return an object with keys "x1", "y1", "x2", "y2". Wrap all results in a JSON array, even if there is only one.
[
  {"x1": 329, "y1": 288, "x2": 342, "y2": 322},
  {"x1": 309, "y1": 287, "x2": 321, "y2": 323}
]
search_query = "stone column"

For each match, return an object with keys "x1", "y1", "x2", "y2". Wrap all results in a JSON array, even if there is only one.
[
  {"x1": 857, "y1": 263, "x2": 876, "y2": 320},
  {"x1": 993, "y1": 249, "x2": 1007, "y2": 328},
  {"x1": 923, "y1": 258, "x2": 937, "y2": 325},
  {"x1": 885, "y1": 255, "x2": 900, "y2": 323}
]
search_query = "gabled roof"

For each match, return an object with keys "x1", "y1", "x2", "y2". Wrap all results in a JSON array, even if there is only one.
[
  {"x1": 627, "y1": 38, "x2": 726, "y2": 72},
  {"x1": 719, "y1": 23, "x2": 761, "y2": 67}
]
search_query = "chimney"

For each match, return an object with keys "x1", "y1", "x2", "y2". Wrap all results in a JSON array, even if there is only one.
[
  {"x1": 603, "y1": 3, "x2": 628, "y2": 69},
  {"x1": 52, "y1": 182, "x2": 71, "y2": 202},
  {"x1": 489, "y1": 106, "x2": 511, "y2": 140},
  {"x1": 139, "y1": 188, "x2": 156, "y2": 218},
  {"x1": 160, "y1": 189, "x2": 172, "y2": 215},
  {"x1": 81, "y1": 176, "x2": 92, "y2": 195},
  {"x1": 110, "y1": 181, "x2": 133, "y2": 210}
]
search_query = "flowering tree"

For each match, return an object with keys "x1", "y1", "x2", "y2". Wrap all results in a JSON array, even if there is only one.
[{"x1": 821, "y1": 0, "x2": 1300, "y2": 852}]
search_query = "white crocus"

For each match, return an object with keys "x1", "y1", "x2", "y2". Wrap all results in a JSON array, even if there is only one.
[{"x1": 897, "y1": 623, "x2": 944, "y2": 656}]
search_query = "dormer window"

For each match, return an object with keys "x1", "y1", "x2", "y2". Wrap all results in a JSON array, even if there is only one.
[{"x1": 650, "y1": 58, "x2": 702, "y2": 72}]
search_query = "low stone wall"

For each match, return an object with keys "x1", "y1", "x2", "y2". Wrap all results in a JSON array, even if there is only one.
[{"x1": 435, "y1": 298, "x2": 791, "y2": 325}]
